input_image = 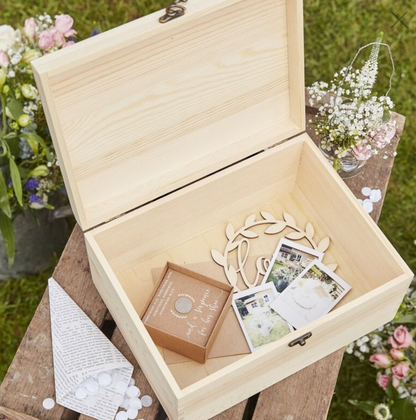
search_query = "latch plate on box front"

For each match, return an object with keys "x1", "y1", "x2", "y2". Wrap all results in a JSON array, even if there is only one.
[{"x1": 289, "y1": 332, "x2": 312, "y2": 347}]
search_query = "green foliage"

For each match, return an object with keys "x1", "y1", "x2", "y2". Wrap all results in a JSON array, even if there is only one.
[{"x1": 0, "y1": 270, "x2": 51, "y2": 381}]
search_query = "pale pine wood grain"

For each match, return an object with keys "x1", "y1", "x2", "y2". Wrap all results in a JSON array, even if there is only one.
[
  {"x1": 86, "y1": 132, "x2": 412, "y2": 420},
  {"x1": 32, "y1": 0, "x2": 304, "y2": 231}
]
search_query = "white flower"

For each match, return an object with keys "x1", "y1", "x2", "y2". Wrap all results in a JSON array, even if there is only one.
[
  {"x1": 7, "y1": 70, "x2": 15, "y2": 78},
  {"x1": 0, "y1": 25, "x2": 18, "y2": 51},
  {"x1": 374, "y1": 403, "x2": 392, "y2": 420},
  {"x1": 10, "y1": 52, "x2": 22, "y2": 65}
]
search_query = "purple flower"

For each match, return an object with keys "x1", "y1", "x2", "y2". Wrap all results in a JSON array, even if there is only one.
[
  {"x1": 29, "y1": 194, "x2": 44, "y2": 205},
  {"x1": 25, "y1": 178, "x2": 39, "y2": 191},
  {"x1": 6, "y1": 179, "x2": 12, "y2": 186}
]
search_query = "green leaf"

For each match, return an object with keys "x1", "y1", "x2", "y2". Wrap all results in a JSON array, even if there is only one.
[
  {"x1": 0, "y1": 168, "x2": 11, "y2": 218},
  {"x1": 6, "y1": 99, "x2": 24, "y2": 120},
  {"x1": 391, "y1": 397, "x2": 416, "y2": 420},
  {"x1": 348, "y1": 400, "x2": 378, "y2": 417},
  {"x1": 386, "y1": 379, "x2": 400, "y2": 401},
  {"x1": 9, "y1": 157, "x2": 23, "y2": 206},
  {"x1": 0, "y1": 209, "x2": 15, "y2": 268},
  {"x1": 20, "y1": 132, "x2": 47, "y2": 148},
  {"x1": 392, "y1": 314, "x2": 416, "y2": 324},
  {"x1": 26, "y1": 139, "x2": 39, "y2": 154}
]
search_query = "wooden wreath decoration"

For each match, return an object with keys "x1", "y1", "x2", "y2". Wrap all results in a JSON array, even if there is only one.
[{"x1": 211, "y1": 211, "x2": 338, "y2": 291}]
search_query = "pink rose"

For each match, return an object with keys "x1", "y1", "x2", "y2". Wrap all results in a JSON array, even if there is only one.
[
  {"x1": 392, "y1": 362, "x2": 410, "y2": 379},
  {"x1": 352, "y1": 144, "x2": 372, "y2": 161},
  {"x1": 369, "y1": 353, "x2": 391, "y2": 368},
  {"x1": 24, "y1": 18, "x2": 37, "y2": 38},
  {"x1": 38, "y1": 30, "x2": 54, "y2": 51},
  {"x1": 55, "y1": 15, "x2": 74, "y2": 34},
  {"x1": 377, "y1": 375, "x2": 390, "y2": 390},
  {"x1": 0, "y1": 50, "x2": 9, "y2": 67},
  {"x1": 62, "y1": 41, "x2": 75, "y2": 48},
  {"x1": 392, "y1": 375, "x2": 400, "y2": 388},
  {"x1": 390, "y1": 348, "x2": 405, "y2": 361},
  {"x1": 53, "y1": 31, "x2": 65, "y2": 47},
  {"x1": 389, "y1": 326, "x2": 413, "y2": 349},
  {"x1": 64, "y1": 29, "x2": 77, "y2": 38}
]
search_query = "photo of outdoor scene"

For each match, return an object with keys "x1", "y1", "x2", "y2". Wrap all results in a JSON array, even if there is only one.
[
  {"x1": 279, "y1": 264, "x2": 347, "y2": 325},
  {"x1": 234, "y1": 285, "x2": 292, "y2": 350},
  {"x1": 264, "y1": 242, "x2": 321, "y2": 293}
]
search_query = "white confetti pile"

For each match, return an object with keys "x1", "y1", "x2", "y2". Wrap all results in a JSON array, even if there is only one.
[
  {"x1": 358, "y1": 187, "x2": 382, "y2": 214},
  {"x1": 69, "y1": 369, "x2": 153, "y2": 419}
]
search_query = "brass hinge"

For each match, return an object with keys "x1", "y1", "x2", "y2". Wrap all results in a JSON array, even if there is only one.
[
  {"x1": 159, "y1": 0, "x2": 188, "y2": 24},
  {"x1": 288, "y1": 332, "x2": 312, "y2": 347}
]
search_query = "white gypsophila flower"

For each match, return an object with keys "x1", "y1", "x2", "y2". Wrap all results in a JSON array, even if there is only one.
[
  {"x1": 374, "y1": 404, "x2": 392, "y2": 420},
  {"x1": 0, "y1": 25, "x2": 18, "y2": 51}
]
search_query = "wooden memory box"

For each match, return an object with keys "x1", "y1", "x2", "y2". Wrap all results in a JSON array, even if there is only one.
[
  {"x1": 32, "y1": 0, "x2": 413, "y2": 419},
  {"x1": 141, "y1": 262, "x2": 233, "y2": 363}
]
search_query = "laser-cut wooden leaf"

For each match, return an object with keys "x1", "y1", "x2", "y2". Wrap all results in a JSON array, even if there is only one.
[
  {"x1": 283, "y1": 212, "x2": 296, "y2": 226},
  {"x1": 227, "y1": 265, "x2": 238, "y2": 287},
  {"x1": 264, "y1": 221, "x2": 286, "y2": 234},
  {"x1": 260, "y1": 211, "x2": 275, "y2": 221},
  {"x1": 241, "y1": 230, "x2": 258, "y2": 239},
  {"x1": 211, "y1": 249, "x2": 225, "y2": 266},
  {"x1": 318, "y1": 236, "x2": 330, "y2": 253},
  {"x1": 326, "y1": 262, "x2": 338, "y2": 272},
  {"x1": 245, "y1": 214, "x2": 256, "y2": 226},
  {"x1": 226, "y1": 223, "x2": 235, "y2": 241},
  {"x1": 305, "y1": 222, "x2": 314, "y2": 238},
  {"x1": 228, "y1": 241, "x2": 240, "y2": 252},
  {"x1": 285, "y1": 231, "x2": 305, "y2": 240}
]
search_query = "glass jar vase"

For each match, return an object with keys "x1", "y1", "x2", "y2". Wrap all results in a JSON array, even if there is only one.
[{"x1": 319, "y1": 142, "x2": 367, "y2": 179}]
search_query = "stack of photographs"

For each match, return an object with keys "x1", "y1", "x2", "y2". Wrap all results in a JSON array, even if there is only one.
[{"x1": 232, "y1": 238, "x2": 351, "y2": 351}]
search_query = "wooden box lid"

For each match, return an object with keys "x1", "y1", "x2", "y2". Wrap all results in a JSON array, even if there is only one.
[{"x1": 32, "y1": 0, "x2": 305, "y2": 231}]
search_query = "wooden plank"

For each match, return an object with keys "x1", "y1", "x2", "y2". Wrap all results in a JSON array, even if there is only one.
[
  {"x1": 0, "y1": 225, "x2": 108, "y2": 420},
  {"x1": 250, "y1": 107, "x2": 405, "y2": 420},
  {"x1": 0, "y1": 406, "x2": 43, "y2": 420},
  {"x1": 253, "y1": 349, "x2": 344, "y2": 420}
]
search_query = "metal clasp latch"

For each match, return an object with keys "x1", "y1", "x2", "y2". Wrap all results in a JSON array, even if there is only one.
[
  {"x1": 289, "y1": 332, "x2": 312, "y2": 347},
  {"x1": 159, "y1": 0, "x2": 188, "y2": 23}
]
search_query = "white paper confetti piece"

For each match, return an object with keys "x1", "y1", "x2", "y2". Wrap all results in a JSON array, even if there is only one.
[
  {"x1": 362, "y1": 200, "x2": 373, "y2": 213},
  {"x1": 126, "y1": 386, "x2": 140, "y2": 398},
  {"x1": 127, "y1": 408, "x2": 139, "y2": 419},
  {"x1": 129, "y1": 398, "x2": 142, "y2": 410},
  {"x1": 129, "y1": 378, "x2": 135, "y2": 387},
  {"x1": 141, "y1": 395, "x2": 152, "y2": 407},
  {"x1": 75, "y1": 387, "x2": 88, "y2": 400},
  {"x1": 362, "y1": 187, "x2": 372, "y2": 196},
  {"x1": 98, "y1": 372, "x2": 112, "y2": 387},
  {"x1": 369, "y1": 189, "x2": 382, "y2": 203},
  {"x1": 116, "y1": 381, "x2": 128, "y2": 394},
  {"x1": 115, "y1": 411, "x2": 128, "y2": 420},
  {"x1": 42, "y1": 398, "x2": 55, "y2": 410}
]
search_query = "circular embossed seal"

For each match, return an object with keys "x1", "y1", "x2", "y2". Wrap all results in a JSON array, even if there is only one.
[{"x1": 175, "y1": 297, "x2": 193, "y2": 314}]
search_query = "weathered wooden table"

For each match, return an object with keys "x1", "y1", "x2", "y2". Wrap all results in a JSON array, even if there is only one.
[{"x1": 0, "y1": 98, "x2": 405, "y2": 420}]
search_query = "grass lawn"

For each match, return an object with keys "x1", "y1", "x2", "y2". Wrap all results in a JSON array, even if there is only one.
[{"x1": 1, "y1": 1, "x2": 415, "y2": 419}]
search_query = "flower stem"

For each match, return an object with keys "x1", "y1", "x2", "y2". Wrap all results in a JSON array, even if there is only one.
[
  {"x1": 333, "y1": 157, "x2": 340, "y2": 172},
  {"x1": 0, "y1": 94, "x2": 6, "y2": 137}
]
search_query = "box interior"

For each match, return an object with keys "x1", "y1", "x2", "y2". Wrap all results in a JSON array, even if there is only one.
[{"x1": 91, "y1": 135, "x2": 406, "y2": 390}]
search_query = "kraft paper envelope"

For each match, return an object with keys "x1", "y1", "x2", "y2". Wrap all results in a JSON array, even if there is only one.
[
  {"x1": 49, "y1": 278, "x2": 133, "y2": 420},
  {"x1": 152, "y1": 259, "x2": 257, "y2": 364}
]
